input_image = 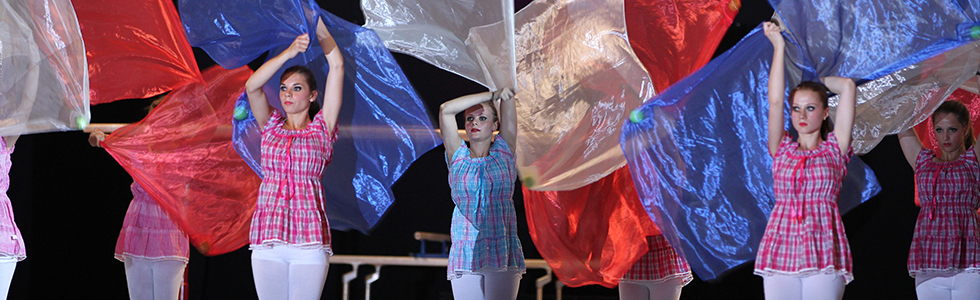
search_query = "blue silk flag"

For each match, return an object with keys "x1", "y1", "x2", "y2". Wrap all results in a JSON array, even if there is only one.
[
  {"x1": 179, "y1": 1, "x2": 439, "y2": 232},
  {"x1": 622, "y1": 0, "x2": 979, "y2": 280}
]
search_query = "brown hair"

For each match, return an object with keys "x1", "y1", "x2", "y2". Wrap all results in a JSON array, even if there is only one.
[
  {"x1": 281, "y1": 65, "x2": 320, "y2": 120},
  {"x1": 789, "y1": 81, "x2": 832, "y2": 140},
  {"x1": 932, "y1": 100, "x2": 975, "y2": 149}
]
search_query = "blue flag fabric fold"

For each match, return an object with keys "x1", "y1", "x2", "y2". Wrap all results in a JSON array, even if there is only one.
[
  {"x1": 621, "y1": 0, "x2": 980, "y2": 280},
  {"x1": 181, "y1": 1, "x2": 439, "y2": 232}
]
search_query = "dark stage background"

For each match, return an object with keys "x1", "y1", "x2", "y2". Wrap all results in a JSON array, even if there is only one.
[{"x1": 4, "y1": 0, "x2": 923, "y2": 299}]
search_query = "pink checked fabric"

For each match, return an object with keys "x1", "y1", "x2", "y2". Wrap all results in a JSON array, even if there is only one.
[
  {"x1": 250, "y1": 110, "x2": 337, "y2": 253},
  {"x1": 114, "y1": 182, "x2": 189, "y2": 262},
  {"x1": 908, "y1": 147, "x2": 980, "y2": 277},
  {"x1": 447, "y1": 136, "x2": 525, "y2": 279},
  {"x1": 754, "y1": 133, "x2": 853, "y2": 283},
  {"x1": 621, "y1": 235, "x2": 692, "y2": 284},
  {"x1": 0, "y1": 138, "x2": 24, "y2": 261}
]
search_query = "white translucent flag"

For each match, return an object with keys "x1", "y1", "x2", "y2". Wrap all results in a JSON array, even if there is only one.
[
  {"x1": 829, "y1": 40, "x2": 980, "y2": 154},
  {"x1": 366, "y1": 0, "x2": 653, "y2": 190},
  {"x1": 0, "y1": 0, "x2": 89, "y2": 136},
  {"x1": 362, "y1": 0, "x2": 516, "y2": 90},
  {"x1": 476, "y1": 0, "x2": 654, "y2": 190},
  {"x1": 957, "y1": 74, "x2": 980, "y2": 95}
]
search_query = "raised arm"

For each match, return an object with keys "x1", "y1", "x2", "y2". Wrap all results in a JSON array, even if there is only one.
[
  {"x1": 245, "y1": 34, "x2": 311, "y2": 129},
  {"x1": 316, "y1": 18, "x2": 343, "y2": 135},
  {"x1": 495, "y1": 88, "x2": 516, "y2": 154},
  {"x1": 823, "y1": 76, "x2": 856, "y2": 155},
  {"x1": 897, "y1": 128, "x2": 923, "y2": 169},
  {"x1": 764, "y1": 21, "x2": 786, "y2": 157},
  {"x1": 439, "y1": 91, "x2": 495, "y2": 161}
]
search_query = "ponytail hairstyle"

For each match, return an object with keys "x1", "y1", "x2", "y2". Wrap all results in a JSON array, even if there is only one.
[
  {"x1": 281, "y1": 65, "x2": 321, "y2": 120},
  {"x1": 789, "y1": 81, "x2": 832, "y2": 140},
  {"x1": 932, "y1": 100, "x2": 975, "y2": 149}
]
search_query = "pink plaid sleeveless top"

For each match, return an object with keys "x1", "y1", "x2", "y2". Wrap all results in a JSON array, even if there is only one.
[
  {"x1": 114, "y1": 182, "x2": 189, "y2": 262},
  {"x1": 0, "y1": 138, "x2": 24, "y2": 261},
  {"x1": 250, "y1": 110, "x2": 338, "y2": 253},
  {"x1": 754, "y1": 133, "x2": 853, "y2": 283},
  {"x1": 908, "y1": 147, "x2": 980, "y2": 277},
  {"x1": 621, "y1": 235, "x2": 692, "y2": 284}
]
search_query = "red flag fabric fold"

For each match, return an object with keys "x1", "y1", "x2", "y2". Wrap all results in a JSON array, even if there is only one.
[
  {"x1": 524, "y1": 167, "x2": 659, "y2": 288},
  {"x1": 103, "y1": 66, "x2": 260, "y2": 255},
  {"x1": 75, "y1": 0, "x2": 201, "y2": 104},
  {"x1": 522, "y1": 0, "x2": 737, "y2": 287}
]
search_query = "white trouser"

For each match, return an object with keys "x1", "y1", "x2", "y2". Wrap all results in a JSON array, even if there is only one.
[
  {"x1": 0, "y1": 258, "x2": 16, "y2": 300},
  {"x1": 762, "y1": 274, "x2": 845, "y2": 300},
  {"x1": 124, "y1": 257, "x2": 187, "y2": 300},
  {"x1": 618, "y1": 277, "x2": 686, "y2": 300},
  {"x1": 251, "y1": 246, "x2": 330, "y2": 300},
  {"x1": 450, "y1": 270, "x2": 522, "y2": 300},
  {"x1": 915, "y1": 272, "x2": 980, "y2": 300}
]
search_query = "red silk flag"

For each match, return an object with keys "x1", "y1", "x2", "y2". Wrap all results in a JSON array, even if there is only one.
[
  {"x1": 103, "y1": 66, "x2": 260, "y2": 255},
  {"x1": 74, "y1": 0, "x2": 201, "y2": 104},
  {"x1": 626, "y1": 0, "x2": 738, "y2": 90},
  {"x1": 524, "y1": 167, "x2": 659, "y2": 287},
  {"x1": 522, "y1": 0, "x2": 738, "y2": 287}
]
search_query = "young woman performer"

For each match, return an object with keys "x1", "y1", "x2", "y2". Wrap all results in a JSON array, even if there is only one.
[
  {"x1": 0, "y1": 136, "x2": 24, "y2": 299},
  {"x1": 439, "y1": 88, "x2": 525, "y2": 300},
  {"x1": 619, "y1": 234, "x2": 692, "y2": 300},
  {"x1": 754, "y1": 21, "x2": 857, "y2": 300},
  {"x1": 897, "y1": 100, "x2": 980, "y2": 300},
  {"x1": 244, "y1": 16, "x2": 343, "y2": 300},
  {"x1": 89, "y1": 102, "x2": 189, "y2": 300}
]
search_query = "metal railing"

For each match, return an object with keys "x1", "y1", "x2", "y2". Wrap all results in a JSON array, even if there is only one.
[
  {"x1": 330, "y1": 256, "x2": 560, "y2": 300},
  {"x1": 331, "y1": 231, "x2": 564, "y2": 300}
]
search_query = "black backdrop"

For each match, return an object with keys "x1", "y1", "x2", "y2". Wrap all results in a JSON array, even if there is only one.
[{"x1": 5, "y1": 0, "x2": 924, "y2": 299}]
